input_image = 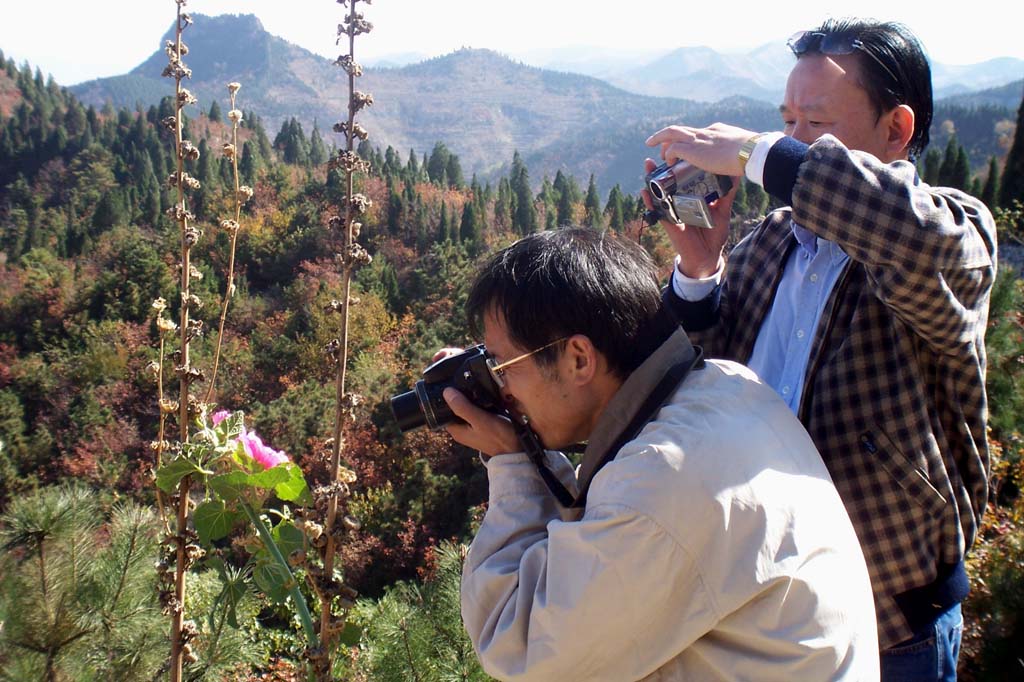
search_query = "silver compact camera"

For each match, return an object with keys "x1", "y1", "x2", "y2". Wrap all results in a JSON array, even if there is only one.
[{"x1": 645, "y1": 161, "x2": 734, "y2": 229}]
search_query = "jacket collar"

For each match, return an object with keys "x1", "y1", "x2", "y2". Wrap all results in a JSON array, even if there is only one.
[{"x1": 575, "y1": 328, "x2": 697, "y2": 492}]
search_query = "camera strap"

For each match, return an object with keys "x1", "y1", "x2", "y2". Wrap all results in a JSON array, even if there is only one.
[
  {"x1": 513, "y1": 417, "x2": 577, "y2": 508},
  {"x1": 515, "y1": 346, "x2": 705, "y2": 510}
]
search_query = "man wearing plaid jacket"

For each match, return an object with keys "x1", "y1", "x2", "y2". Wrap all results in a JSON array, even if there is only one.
[{"x1": 644, "y1": 18, "x2": 996, "y2": 682}]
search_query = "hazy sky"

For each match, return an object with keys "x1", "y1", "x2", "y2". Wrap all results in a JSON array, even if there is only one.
[{"x1": 3, "y1": 0, "x2": 1023, "y2": 86}]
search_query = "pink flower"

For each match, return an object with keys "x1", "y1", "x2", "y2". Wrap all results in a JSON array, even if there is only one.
[
  {"x1": 238, "y1": 427, "x2": 289, "y2": 470},
  {"x1": 212, "y1": 410, "x2": 231, "y2": 426}
]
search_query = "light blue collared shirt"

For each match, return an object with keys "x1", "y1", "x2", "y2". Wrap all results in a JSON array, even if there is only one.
[
  {"x1": 672, "y1": 223, "x2": 848, "y2": 413},
  {"x1": 746, "y1": 223, "x2": 848, "y2": 412}
]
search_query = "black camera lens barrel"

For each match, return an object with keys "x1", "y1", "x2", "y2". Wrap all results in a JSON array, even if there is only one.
[
  {"x1": 389, "y1": 345, "x2": 505, "y2": 434},
  {"x1": 390, "y1": 388, "x2": 427, "y2": 432}
]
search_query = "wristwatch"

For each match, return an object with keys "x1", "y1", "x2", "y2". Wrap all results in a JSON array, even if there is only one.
[{"x1": 737, "y1": 133, "x2": 763, "y2": 174}]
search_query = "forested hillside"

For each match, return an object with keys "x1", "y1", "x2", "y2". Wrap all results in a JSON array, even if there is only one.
[
  {"x1": 2, "y1": 24, "x2": 1024, "y2": 679},
  {"x1": 68, "y1": 14, "x2": 1021, "y2": 194}
]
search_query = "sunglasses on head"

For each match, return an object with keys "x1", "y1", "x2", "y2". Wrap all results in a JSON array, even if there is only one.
[{"x1": 787, "y1": 30, "x2": 900, "y2": 86}]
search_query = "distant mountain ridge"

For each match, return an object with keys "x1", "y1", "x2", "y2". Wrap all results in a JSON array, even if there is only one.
[{"x1": 64, "y1": 14, "x2": 1022, "y2": 193}]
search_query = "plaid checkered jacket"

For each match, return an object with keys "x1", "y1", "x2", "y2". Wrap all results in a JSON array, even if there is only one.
[{"x1": 673, "y1": 136, "x2": 997, "y2": 648}]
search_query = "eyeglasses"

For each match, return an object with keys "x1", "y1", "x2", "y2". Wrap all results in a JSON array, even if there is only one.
[
  {"x1": 486, "y1": 337, "x2": 568, "y2": 389},
  {"x1": 787, "y1": 30, "x2": 900, "y2": 88}
]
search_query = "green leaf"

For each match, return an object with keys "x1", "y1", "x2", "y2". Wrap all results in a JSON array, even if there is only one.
[
  {"x1": 155, "y1": 456, "x2": 203, "y2": 493},
  {"x1": 193, "y1": 499, "x2": 241, "y2": 546},
  {"x1": 209, "y1": 471, "x2": 249, "y2": 501},
  {"x1": 272, "y1": 520, "x2": 305, "y2": 559},
  {"x1": 247, "y1": 465, "x2": 290, "y2": 489},
  {"x1": 252, "y1": 555, "x2": 293, "y2": 604},
  {"x1": 272, "y1": 462, "x2": 312, "y2": 504},
  {"x1": 210, "y1": 559, "x2": 250, "y2": 628},
  {"x1": 222, "y1": 411, "x2": 245, "y2": 441}
]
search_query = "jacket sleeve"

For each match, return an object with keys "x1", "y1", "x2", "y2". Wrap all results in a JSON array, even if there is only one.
[
  {"x1": 461, "y1": 451, "x2": 718, "y2": 681},
  {"x1": 786, "y1": 135, "x2": 997, "y2": 356}
]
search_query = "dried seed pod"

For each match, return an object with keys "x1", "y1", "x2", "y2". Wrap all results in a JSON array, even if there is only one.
[
  {"x1": 177, "y1": 89, "x2": 198, "y2": 108},
  {"x1": 351, "y1": 90, "x2": 374, "y2": 112},
  {"x1": 157, "y1": 316, "x2": 178, "y2": 333},
  {"x1": 180, "y1": 140, "x2": 200, "y2": 161}
]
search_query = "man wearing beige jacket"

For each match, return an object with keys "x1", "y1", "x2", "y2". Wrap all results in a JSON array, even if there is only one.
[{"x1": 441, "y1": 227, "x2": 879, "y2": 681}]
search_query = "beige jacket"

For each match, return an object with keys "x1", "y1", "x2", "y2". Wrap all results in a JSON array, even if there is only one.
[{"x1": 461, "y1": 331, "x2": 879, "y2": 681}]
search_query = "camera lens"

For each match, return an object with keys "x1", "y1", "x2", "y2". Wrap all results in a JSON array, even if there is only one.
[
  {"x1": 648, "y1": 179, "x2": 668, "y2": 202},
  {"x1": 390, "y1": 389, "x2": 426, "y2": 432}
]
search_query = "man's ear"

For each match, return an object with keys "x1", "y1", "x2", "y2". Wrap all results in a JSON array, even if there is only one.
[
  {"x1": 563, "y1": 335, "x2": 599, "y2": 386},
  {"x1": 885, "y1": 104, "x2": 916, "y2": 159}
]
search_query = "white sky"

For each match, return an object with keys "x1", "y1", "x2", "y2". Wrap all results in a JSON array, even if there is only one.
[{"x1": 3, "y1": 0, "x2": 1023, "y2": 86}]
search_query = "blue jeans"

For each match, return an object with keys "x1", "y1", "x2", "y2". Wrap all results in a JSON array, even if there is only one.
[{"x1": 880, "y1": 603, "x2": 963, "y2": 682}]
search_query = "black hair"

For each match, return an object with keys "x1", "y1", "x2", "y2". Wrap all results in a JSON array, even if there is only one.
[
  {"x1": 466, "y1": 227, "x2": 678, "y2": 378},
  {"x1": 808, "y1": 18, "x2": 933, "y2": 159}
]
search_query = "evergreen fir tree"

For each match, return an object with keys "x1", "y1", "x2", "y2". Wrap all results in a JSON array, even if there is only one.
[
  {"x1": 438, "y1": 202, "x2": 450, "y2": 242},
  {"x1": 553, "y1": 170, "x2": 580, "y2": 227},
  {"x1": 460, "y1": 200, "x2": 481, "y2": 251},
  {"x1": 584, "y1": 174, "x2": 603, "y2": 229},
  {"x1": 208, "y1": 99, "x2": 222, "y2": 123},
  {"x1": 953, "y1": 145, "x2": 971, "y2": 192},
  {"x1": 446, "y1": 154, "x2": 465, "y2": 189},
  {"x1": 427, "y1": 142, "x2": 451, "y2": 186},
  {"x1": 406, "y1": 147, "x2": 420, "y2": 181},
  {"x1": 938, "y1": 136, "x2": 958, "y2": 187},
  {"x1": 999, "y1": 86, "x2": 1024, "y2": 209},
  {"x1": 239, "y1": 140, "x2": 259, "y2": 185},
  {"x1": 309, "y1": 122, "x2": 328, "y2": 167},
  {"x1": 981, "y1": 156, "x2": 1000, "y2": 209},
  {"x1": 606, "y1": 184, "x2": 626, "y2": 232}
]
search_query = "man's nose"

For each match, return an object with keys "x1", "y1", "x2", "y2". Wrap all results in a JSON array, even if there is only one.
[{"x1": 791, "y1": 122, "x2": 815, "y2": 145}]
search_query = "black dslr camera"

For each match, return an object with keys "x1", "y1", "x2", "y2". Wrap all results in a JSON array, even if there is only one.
[
  {"x1": 644, "y1": 160, "x2": 733, "y2": 229},
  {"x1": 390, "y1": 345, "x2": 504, "y2": 432}
]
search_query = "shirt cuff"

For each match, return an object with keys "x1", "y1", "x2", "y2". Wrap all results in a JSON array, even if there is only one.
[
  {"x1": 671, "y1": 255, "x2": 725, "y2": 301},
  {"x1": 744, "y1": 132, "x2": 786, "y2": 186}
]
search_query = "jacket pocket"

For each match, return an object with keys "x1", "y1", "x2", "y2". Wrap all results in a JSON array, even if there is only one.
[{"x1": 860, "y1": 429, "x2": 947, "y2": 520}]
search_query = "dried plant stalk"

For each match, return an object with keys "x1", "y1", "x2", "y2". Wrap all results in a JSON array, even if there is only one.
[
  {"x1": 306, "y1": 0, "x2": 375, "y2": 677},
  {"x1": 204, "y1": 83, "x2": 247, "y2": 405},
  {"x1": 162, "y1": 3, "x2": 202, "y2": 680}
]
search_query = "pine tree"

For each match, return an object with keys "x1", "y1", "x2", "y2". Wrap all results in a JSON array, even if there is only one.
[
  {"x1": 438, "y1": 202, "x2": 450, "y2": 242},
  {"x1": 999, "y1": 85, "x2": 1024, "y2": 209},
  {"x1": 937, "y1": 136, "x2": 958, "y2": 187},
  {"x1": 459, "y1": 200, "x2": 481, "y2": 251},
  {"x1": 427, "y1": 142, "x2": 451, "y2": 186},
  {"x1": 510, "y1": 151, "x2": 537, "y2": 235},
  {"x1": 208, "y1": 99, "x2": 222, "y2": 123},
  {"x1": 538, "y1": 175, "x2": 557, "y2": 230},
  {"x1": 406, "y1": 147, "x2": 420, "y2": 181},
  {"x1": 309, "y1": 122, "x2": 328, "y2": 167},
  {"x1": 606, "y1": 184, "x2": 626, "y2": 232},
  {"x1": 584, "y1": 174, "x2": 603, "y2": 229},
  {"x1": 953, "y1": 145, "x2": 971, "y2": 192},
  {"x1": 239, "y1": 140, "x2": 259, "y2": 185},
  {"x1": 981, "y1": 156, "x2": 1000, "y2": 209},
  {"x1": 553, "y1": 170, "x2": 580, "y2": 227},
  {"x1": 496, "y1": 177, "x2": 514, "y2": 233},
  {"x1": 446, "y1": 154, "x2": 465, "y2": 189},
  {"x1": 0, "y1": 486, "x2": 167, "y2": 681},
  {"x1": 386, "y1": 176, "x2": 403, "y2": 236}
]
